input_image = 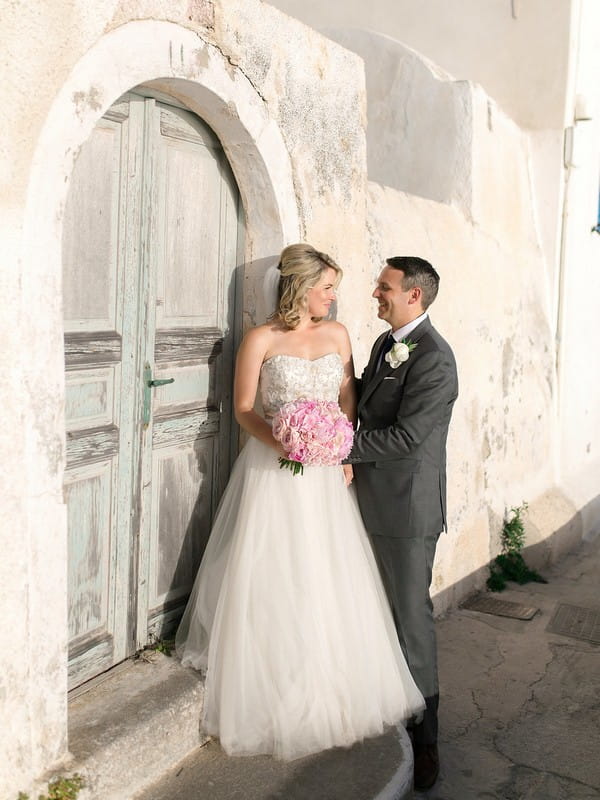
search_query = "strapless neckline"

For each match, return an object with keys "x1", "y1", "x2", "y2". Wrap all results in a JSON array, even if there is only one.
[
  {"x1": 261, "y1": 352, "x2": 342, "y2": 369},
  {"x1": 259, "y1": 353, "x2": 344, "y2": 418}
]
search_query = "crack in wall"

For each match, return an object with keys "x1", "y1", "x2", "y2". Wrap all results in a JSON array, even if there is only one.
[{"x1": 194, "y1": 33, "x2": 269, "y2": 107}]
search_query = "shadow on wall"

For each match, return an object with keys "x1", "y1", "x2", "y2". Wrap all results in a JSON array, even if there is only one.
[
  {"x1": 322, "y1": 27, "x2": 472, "y2": 212},
  {"x1": 524, "y1": 492, "x2": 600, "y2": 565}
]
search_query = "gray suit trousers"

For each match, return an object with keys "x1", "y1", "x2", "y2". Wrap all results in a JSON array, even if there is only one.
[{"x1": 368, "y1": 530, "x2": 440, "y2": 746}]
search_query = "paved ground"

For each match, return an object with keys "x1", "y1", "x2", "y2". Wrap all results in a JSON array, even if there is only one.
[
  {"x1": 135, "y1": 723, "x2": 412, "y2": 800},
  {"x1": 136, "y1": 535, "x2": 600, "y2": 800},
  {"x1": 430, "y1": 535, "x2": 600, "y2": 800}
]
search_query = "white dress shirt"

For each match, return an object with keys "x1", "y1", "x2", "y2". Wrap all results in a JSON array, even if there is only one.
[
  {"x1": 376, "y1": 312, "x2": 429, "y2": 370},
  {"x1": 391, "y1": 311, "x2": 428, "y2": 342}
]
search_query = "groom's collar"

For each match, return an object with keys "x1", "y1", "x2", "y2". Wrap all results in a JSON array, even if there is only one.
[{"x1": 390, "y1": 311, "x2": 429, "y2": 342}]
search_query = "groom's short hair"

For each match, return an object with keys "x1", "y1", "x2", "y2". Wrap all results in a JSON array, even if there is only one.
[{"x1": 386, "y1": 256, "x2": 440, "y2": 310}]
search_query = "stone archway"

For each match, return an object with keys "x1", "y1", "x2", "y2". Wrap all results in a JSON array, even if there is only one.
[{"x1": 20, "y1": 18, "x2": 299, "y2": 772}]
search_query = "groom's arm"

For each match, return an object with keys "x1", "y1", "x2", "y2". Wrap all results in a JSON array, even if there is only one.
[{"x1": 346, "y1": 350, "x2": 457, "y2": 464}]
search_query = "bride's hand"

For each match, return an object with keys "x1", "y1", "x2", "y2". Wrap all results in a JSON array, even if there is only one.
[{"x1": 342, "y1": 464, "x2": 354, "y2": 487}]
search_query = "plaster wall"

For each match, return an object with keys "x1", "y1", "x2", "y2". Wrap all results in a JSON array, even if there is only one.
[
  {"x1": 324, "y1": 29, "x2": 473, "y2": 215},
  {"x1": 269, "y1": 0, "x2": 574, "y2": 130},
  {"x1": 0, "y1": 1, "x2": 367, "y2": 795},
  {"x1": 556, "y1": 0, "x2": 600, "y2": 538},
  {"x1": 269, "y1": 0, "x2": 579, "y2": 293}
]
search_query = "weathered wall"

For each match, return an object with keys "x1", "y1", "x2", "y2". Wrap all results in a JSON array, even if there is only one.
[
  {"x1": 556, "y1": 0, "x2": 600, "y2": 540},
  {"x1": 269, "y1": 0, "x2": 574, "y2": 130},
  {"x1": 324, "y1": 30, "x2": 473, "y2": 215},
  {"x1": 268, "y1": 0, "x2": 588, "y2": 367},
  {"x1": 290, "y1": 20, "x2": 567, "y2": 329}
]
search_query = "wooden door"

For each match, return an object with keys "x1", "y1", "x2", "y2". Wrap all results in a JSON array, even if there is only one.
[{"x1": 62, "y1": 94, "x2": 241, "y2": 689}]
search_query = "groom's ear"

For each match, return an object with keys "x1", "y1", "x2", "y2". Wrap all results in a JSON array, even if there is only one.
[{"x1": 407, "y1": 286, "x2": 423, "y2": 306}]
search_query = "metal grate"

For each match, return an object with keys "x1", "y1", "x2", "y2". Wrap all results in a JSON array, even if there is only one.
[
  {"x1": 546, "y1": 603, "x2": 600, "y2": 644},
  {"x1": 460, "y1": 595, "x2": 538, "y2": 620}
]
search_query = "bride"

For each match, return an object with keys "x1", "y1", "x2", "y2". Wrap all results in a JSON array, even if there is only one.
[{"x1": 175, "y1": 243, "x2": 424, "y2": 760}]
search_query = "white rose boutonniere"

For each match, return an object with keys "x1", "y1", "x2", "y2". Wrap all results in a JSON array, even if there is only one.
[{"x1": 385, "y1": 338, "x2": 418, "y2": 368}]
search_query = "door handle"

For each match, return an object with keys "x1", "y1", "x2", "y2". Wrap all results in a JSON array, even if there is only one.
[
  {"x1": 143, "y1": 362, "x2": 175, "y2": 426},
  {"x1": 148, "y1": 378, "x2": 175, "y2": 387}
]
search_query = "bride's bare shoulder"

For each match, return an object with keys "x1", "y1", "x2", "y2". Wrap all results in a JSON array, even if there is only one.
[
  {"x1": 240, "y1": 322, "x2": 284, "y2": 353},
  {"x1": 320, "y1": 320, "x2": 351, "y2": 343}
]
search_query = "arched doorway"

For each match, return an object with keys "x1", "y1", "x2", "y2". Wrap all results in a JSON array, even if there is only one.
[{"x1": 62, "y1": 91, "x2": 243, "y2": 689}]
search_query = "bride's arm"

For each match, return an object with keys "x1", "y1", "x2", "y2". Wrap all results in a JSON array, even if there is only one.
[
  {"x1": 233, "y1": 327, "x2": 285, "y2": 454},
  {"x1": 333, "y1": 323, "x2": 357, "y2": 487},
  {"x1": 335, "y1": 324, "x2": 357, "y2": 427}
]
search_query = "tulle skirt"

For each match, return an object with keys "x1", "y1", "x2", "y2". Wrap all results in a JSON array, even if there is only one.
[{"x1": 176, "y1": 437, "x2": 424, "y2": 760}]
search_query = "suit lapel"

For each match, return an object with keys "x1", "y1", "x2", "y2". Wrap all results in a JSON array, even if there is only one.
[
  {"x1": 358, "y1": 318, "x2": 432, "y2": 414},
  {"x1": 362, "y1": 331, "x2": 388, "y2": 387}
]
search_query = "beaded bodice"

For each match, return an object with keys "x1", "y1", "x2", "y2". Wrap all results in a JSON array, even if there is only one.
[{"x1": 260, "y1": 353, "x2": 343, "y2": 417}]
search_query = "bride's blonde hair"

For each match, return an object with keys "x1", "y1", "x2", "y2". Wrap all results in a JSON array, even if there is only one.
[{"x1": 271, "y1": 244, "x2": 342, "y2": 330}]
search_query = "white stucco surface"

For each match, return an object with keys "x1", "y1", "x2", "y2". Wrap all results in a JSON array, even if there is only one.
[
  {"x1": 555, "y1": 0, "x2": 600, "y2": 540},
  {"x1": 269, "y1": 0, "x2": 574, "y2": 130},
  {"x1": 323, "y1": 29, "x2": 473, "y2": 215}
]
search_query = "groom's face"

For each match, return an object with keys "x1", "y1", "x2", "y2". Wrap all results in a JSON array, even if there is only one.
[{"x1": 373, "y1": 266, "x2": 417, "y2": 330}]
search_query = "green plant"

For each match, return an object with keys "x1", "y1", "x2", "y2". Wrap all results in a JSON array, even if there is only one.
[
  {"x1": 136, "y1": 634, "x2": 175, "y2": 659},
  {"x1": 17, "y1": 773, "x2": 84, "y2": 800},
  {"x1": 152, "y1": 637, "x2": 174, "y2": 656},
  {"x1": 487, "y1": 502, "x2": 547, "y2": 591},
  {"x1": 42, "y1": 774, "x2": 84, "y2": 800},
  {"x1": 500, "y1": 501, "x2": 528, "y2": 552}
]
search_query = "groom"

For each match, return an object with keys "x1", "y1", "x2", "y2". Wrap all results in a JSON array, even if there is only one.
[{"x1": 346, "y1": 256, "x2": 458, "y2": 791}]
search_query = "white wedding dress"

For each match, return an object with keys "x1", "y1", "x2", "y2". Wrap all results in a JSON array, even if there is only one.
[{"x1": 176, "y1": 353, "x2": 424, "y2": 760}]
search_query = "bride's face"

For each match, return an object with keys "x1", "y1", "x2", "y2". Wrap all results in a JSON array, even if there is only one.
[{"x1": 306, "y1": 267, "x2": 337, "y2": 318}]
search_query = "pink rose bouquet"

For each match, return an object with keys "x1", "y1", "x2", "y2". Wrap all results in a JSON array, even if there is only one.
[{"x1": 271, "y1": 399, "x2": 354, "y2": 476}]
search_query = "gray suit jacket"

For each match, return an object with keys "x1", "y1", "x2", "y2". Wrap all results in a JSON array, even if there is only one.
[{"x1": 347, "y1": 318, "x2": 458, "y2": 538}]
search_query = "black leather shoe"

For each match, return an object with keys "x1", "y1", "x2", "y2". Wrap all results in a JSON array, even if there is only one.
[{"x1": 413, "y1": 743, "x2": 440, "y2": 791}]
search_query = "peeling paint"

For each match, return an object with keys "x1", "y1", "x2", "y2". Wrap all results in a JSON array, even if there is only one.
[
  {"x1": 502, "y1": 339, "x2": 514, "y2": 398},
  {"x1": 72, "y1": 87, "x2": 103, "y2": 118},
  {"x1": 186, "y1": 0, "x2": 214, "y2": 28},
  {"x1": 193, "y1": 44, "x2": 210, "y2": 70},
  {"x1": 482, "y1": 433, "x2": 491, "y2": 460}
]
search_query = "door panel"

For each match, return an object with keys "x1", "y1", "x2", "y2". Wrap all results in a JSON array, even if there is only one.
[
  {"x1": 63, "y1": 93, "x2": 241, "y2": 688},
  {"x1": 65, "y1": 462, "x2": 113, "y2": 641},
  {"x1": 147, "y1": 443, "x2": 215, "y2": 636},
  {"x1": 160, "y1": 145, "x2": 221, "y2": 322},
  {"x1": 63, "y1": 102, "x2": 135, "y2": 688},
  {"x1": 65, "y1": 368, "x2": 116, "y2": 431},
  {"x1": 62, "y1": 113, "x2": 124, "y2": 331},
  {"x1": 138, "y1": 103, "x2": 240, "y2": 644}
]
